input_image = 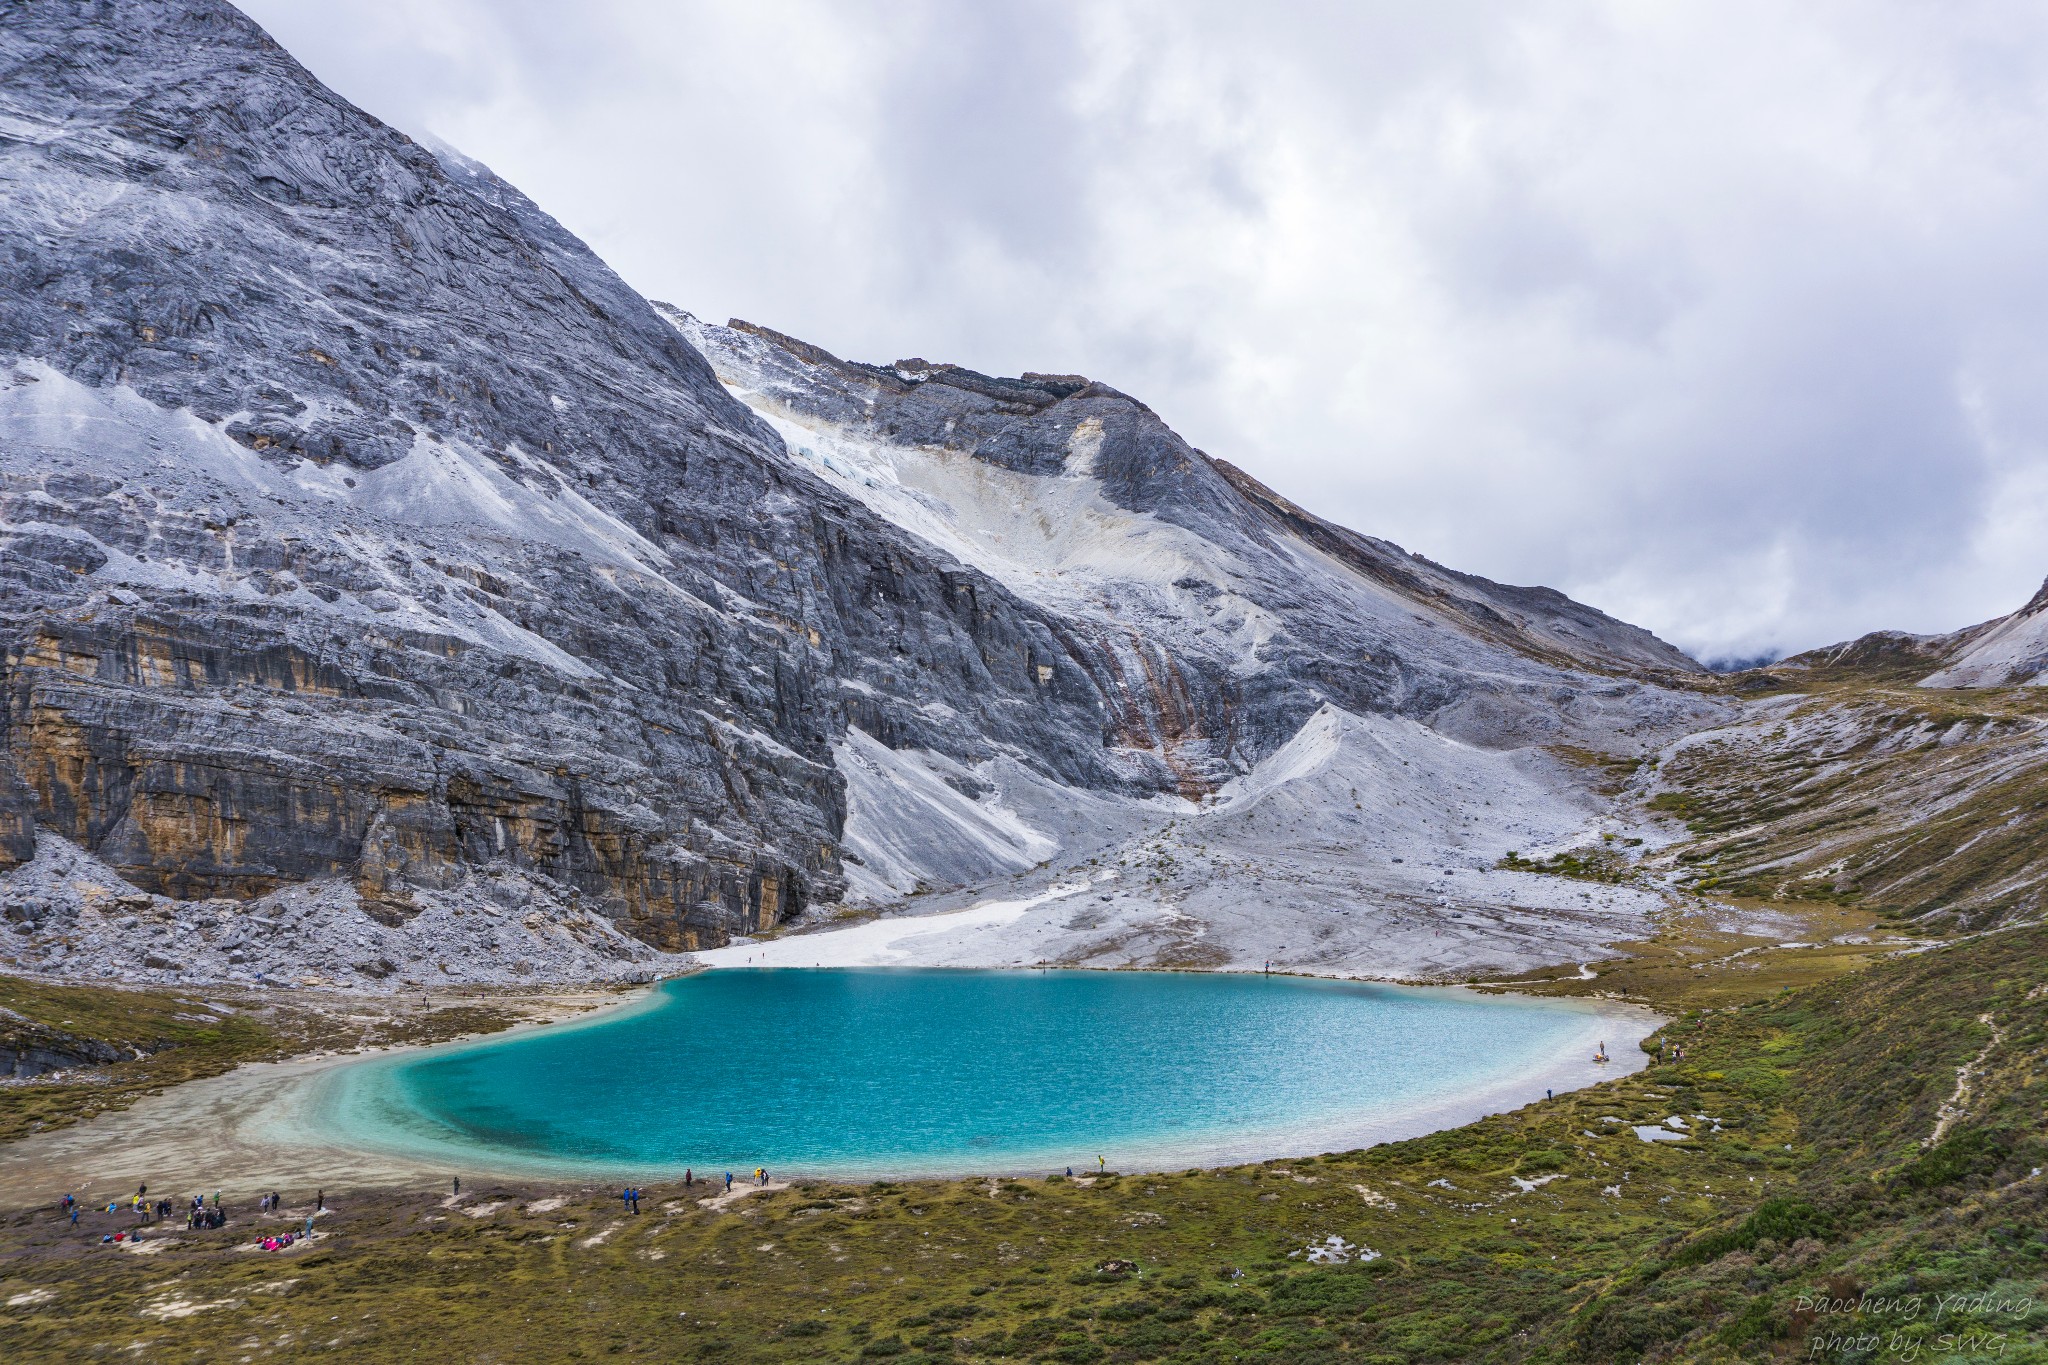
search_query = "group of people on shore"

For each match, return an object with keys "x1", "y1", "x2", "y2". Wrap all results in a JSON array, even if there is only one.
[{"x1": 60, "y1": 1184, "x2": 324, "y2": 1244}]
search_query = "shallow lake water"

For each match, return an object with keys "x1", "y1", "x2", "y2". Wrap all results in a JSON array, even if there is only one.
[{"x1": 310, "y1": 969, "x2": 1642, "y2": 1178}]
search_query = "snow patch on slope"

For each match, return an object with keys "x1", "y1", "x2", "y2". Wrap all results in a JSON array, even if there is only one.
[
  {"x1": 696, "y1": 881, "x2": 1091, "y2": 968},
  {"x1": 354, "y1": 437, "x2": 674, "y2": 575}
]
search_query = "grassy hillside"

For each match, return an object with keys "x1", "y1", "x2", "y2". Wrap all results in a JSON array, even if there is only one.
[
  {"x1": 1645, "y1": 669, "x2": 2048, "y2": 931},
  {"x1": 3, "y1": 923, "x2": 2042, "y2": 1362}
]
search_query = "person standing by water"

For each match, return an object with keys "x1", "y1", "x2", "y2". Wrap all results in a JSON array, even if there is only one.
[
  {"x1": 452, "y1": 1176, "x2": 461, "y2": 1197},
  {"x1": 724, "y1": 1172, "x2": 733, "y2": 1193},
  {"x1": 683, "y1": 1169, "x2": 692, "y2": 1189}
]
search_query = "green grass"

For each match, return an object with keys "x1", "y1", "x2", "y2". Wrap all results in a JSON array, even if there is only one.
[{"x1": 4, "y1": 925, "x2": 2044, "y2": 1361}]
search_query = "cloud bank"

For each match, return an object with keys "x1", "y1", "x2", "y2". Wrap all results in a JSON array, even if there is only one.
[{"x1": 239, "y1": 0, "x2": 2048, "y2": 662}]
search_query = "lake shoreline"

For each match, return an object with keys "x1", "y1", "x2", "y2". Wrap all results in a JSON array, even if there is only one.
[{"x1": 0, "y1": 968, "x2": 1660, "y2": 1208}]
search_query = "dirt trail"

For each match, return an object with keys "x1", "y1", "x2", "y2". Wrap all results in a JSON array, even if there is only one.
[{"x1": 697, "y1": 1179, "x2": 790, "y2": 1211}]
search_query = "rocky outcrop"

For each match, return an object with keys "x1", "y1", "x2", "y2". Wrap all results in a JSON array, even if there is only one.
[
  {"x1": 0, "y1": 1020, "x2": 127, "y2": 1079},
  {"x1": 0, "y1": 0, "x2": 1157, "y2": 951}
]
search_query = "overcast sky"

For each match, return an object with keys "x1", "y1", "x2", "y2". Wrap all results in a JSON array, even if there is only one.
[{"x1": 239, "y1": 0, "x2": 2048, "y2": 664}]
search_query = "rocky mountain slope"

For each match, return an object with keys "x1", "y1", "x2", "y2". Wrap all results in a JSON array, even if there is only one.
[
  {"x1": 1631, "y1": 593, "x2": 2048, "y2": 935},
  {"x1": 1, "y1": 0, "x2": 1724, "y2": 987},
  {"x1": 676, "y1": 314, "x2": 1707, "y2": 771},
  {"x1": 1916, "y1": 576, "x2": 2048, "y2": 687}
]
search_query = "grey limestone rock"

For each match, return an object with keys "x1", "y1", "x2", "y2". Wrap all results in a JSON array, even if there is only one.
[{"x1": 0, "y1": 0, "x2": 1717, "y2": 977}]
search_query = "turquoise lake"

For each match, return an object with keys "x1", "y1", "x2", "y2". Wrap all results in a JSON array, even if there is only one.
[{"x1": 312, "y1": 969, "x2": 1638, "y2": 1178}]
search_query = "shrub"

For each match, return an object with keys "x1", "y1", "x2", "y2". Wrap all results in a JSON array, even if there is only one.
[
  {"x1": 1668, "y1": 1197, "x2": 1830, "y2": 1267},
  {"x1": 1896, "y1": 1127, "x2": 2009, "y2": 1190},
  {"x1": 1267, "y1": 1268, "x2": 1381, "y2": 1318}
]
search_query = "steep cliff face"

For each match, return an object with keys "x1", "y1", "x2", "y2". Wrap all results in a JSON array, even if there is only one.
[
  {"x1": 0, "y1": 0, "x2": 1154, "y2": 949},
  {"x1": 0, "y1": 0, "x2": 1717, "y2": 979}
]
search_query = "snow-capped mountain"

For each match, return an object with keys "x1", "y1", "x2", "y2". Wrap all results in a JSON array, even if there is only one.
[{"x1": 1, "y1": 0, "x2": 1723, "y2": 984}]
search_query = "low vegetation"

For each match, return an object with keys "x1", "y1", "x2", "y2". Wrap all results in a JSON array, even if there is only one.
[
  {"x1": 1499, "y1": 840, "x2": 1641, "y2": 885},
  {"x1": 1647, "y1": 674, "x2": 2048, "y2": 931}
]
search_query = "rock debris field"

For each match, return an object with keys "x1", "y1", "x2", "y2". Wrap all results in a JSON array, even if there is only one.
[{"x1": 0, "y1": 836, "x2": 659, "y2": 992}]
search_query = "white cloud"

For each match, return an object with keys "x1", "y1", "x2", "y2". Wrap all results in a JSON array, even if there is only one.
[{"x1": 241, "y1": 0, "x2": 2048, "y2": 661}]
